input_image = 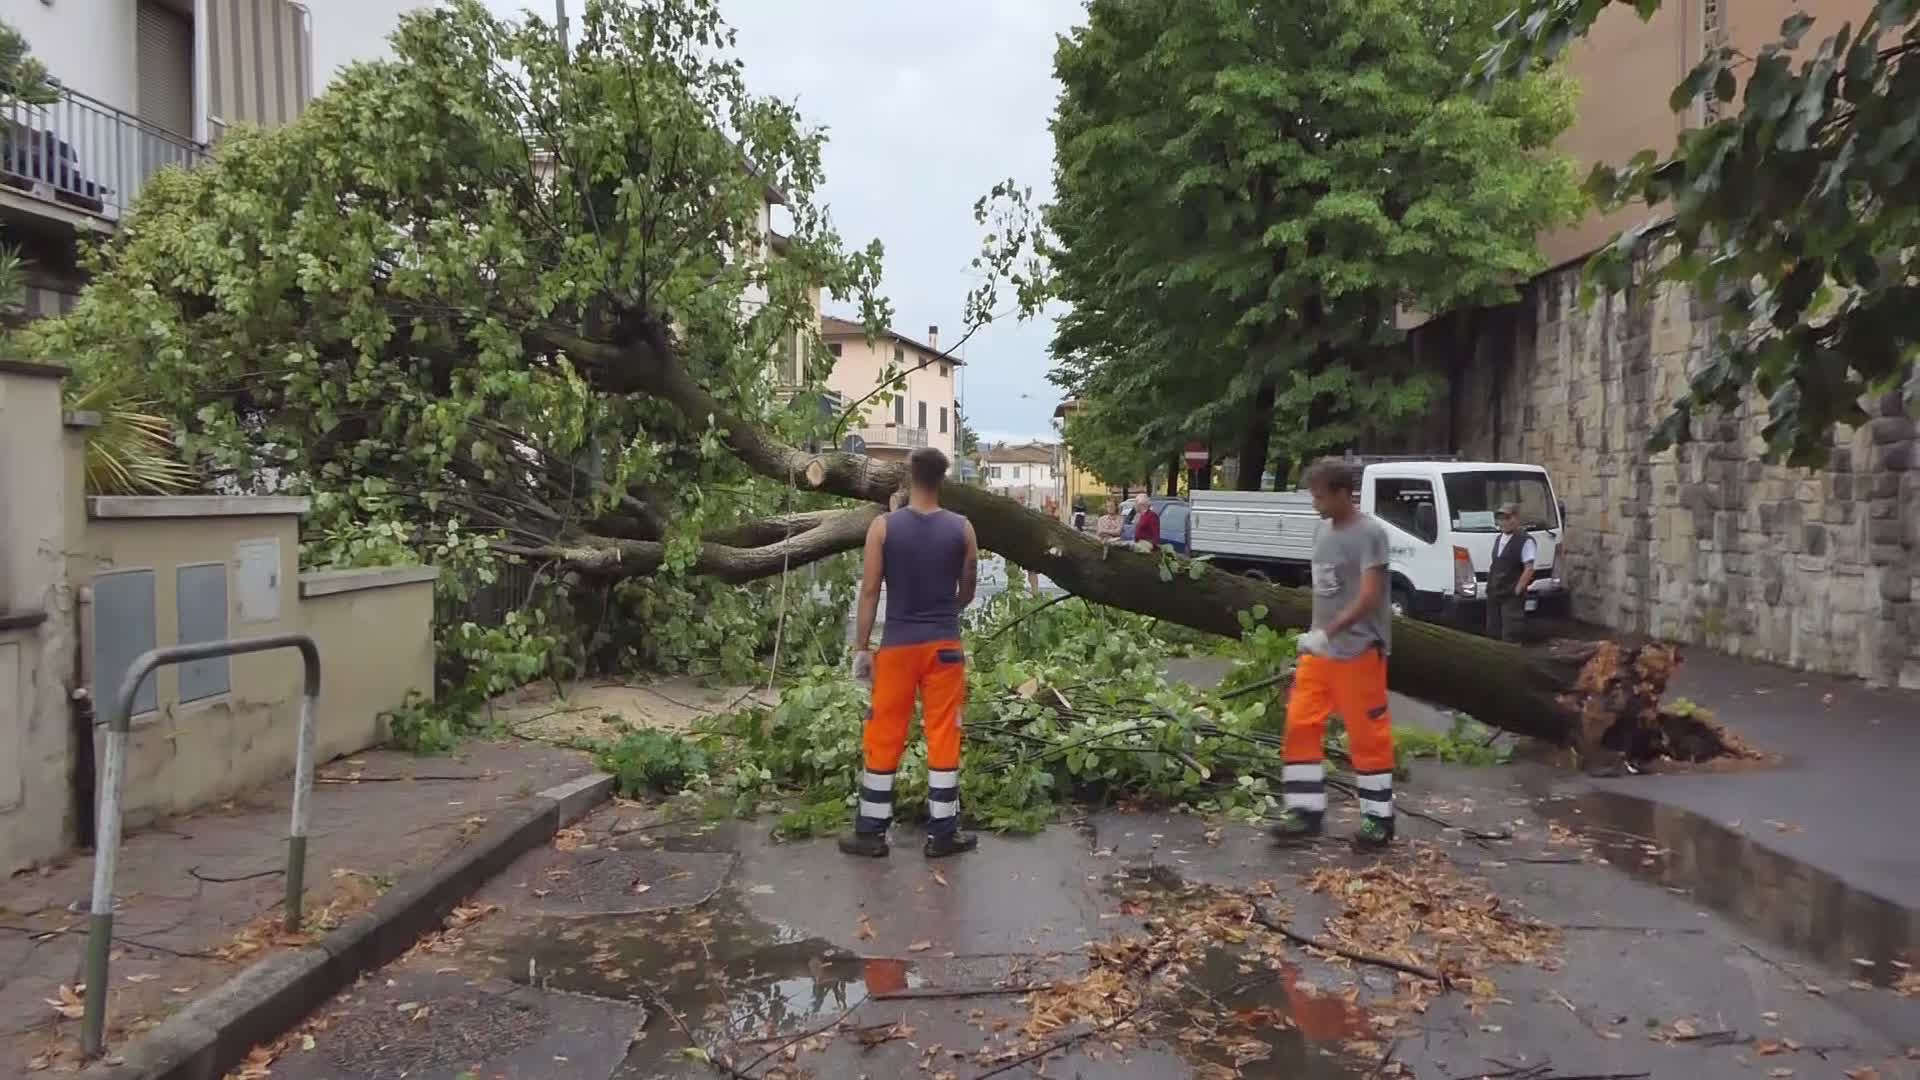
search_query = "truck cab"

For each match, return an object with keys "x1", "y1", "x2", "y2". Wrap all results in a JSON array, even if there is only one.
[
  {"x1": 1367, "y1": 462, "x2": 1566, "y2": 623},
  {"x1": 1185, "y1": 459, "x2": 1568, "y2": 627}
]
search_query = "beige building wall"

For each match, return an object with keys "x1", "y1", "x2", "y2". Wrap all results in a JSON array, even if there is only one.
[
  {"x1": 1541, "y1": 0, "x2": 1874, "y2": 268},
  {"x1": 0, "y1": 363, "x2": 86, "y2": 872},
  {"x1": 823, "y1": 325, "x2": 962, "y2": 465},
  {"x1": 0, "y1": 363, "x2": 437, "y2": 870}
]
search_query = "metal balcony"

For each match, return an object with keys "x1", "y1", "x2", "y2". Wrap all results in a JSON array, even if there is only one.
[
  {"x1": 1, "y1": 85, "x2": 207, "y2": 224},
  {"x1": 851, "y1": 424, "x2": 929, "y2": 449}
]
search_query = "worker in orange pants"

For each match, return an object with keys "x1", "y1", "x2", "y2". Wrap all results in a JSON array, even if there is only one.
[
  {"x1": 842, "y1": 446, "x2": 981, "y2": 860},
  {"x1": 1271, "y1": 460, "x2": 1397, "y2": 850}
]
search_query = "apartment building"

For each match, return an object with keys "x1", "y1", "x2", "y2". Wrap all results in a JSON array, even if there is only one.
[
  {"x1": 3, "y1": 0, "x2": 431, "y2": 313},
  {"x1": 821, "y1": 315, "x2": 962, "y2": 469},
  {"x1": 981, "y1": 441, "x2": 1062, "y2": 511}
]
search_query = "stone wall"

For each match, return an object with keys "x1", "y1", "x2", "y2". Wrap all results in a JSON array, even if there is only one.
[{"x1": 1412, "y1": 259, "x2": 1920, "y2": 688}]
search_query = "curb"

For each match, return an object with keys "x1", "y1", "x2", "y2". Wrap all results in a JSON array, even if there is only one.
[{"x1": 81, "y1": 772, "x2": 616, "y2": 1080}]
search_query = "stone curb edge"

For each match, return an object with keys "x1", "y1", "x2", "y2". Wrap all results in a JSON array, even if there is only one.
[{"x1": 80, "y1": 771, "x2": 616, "y2": 1080}]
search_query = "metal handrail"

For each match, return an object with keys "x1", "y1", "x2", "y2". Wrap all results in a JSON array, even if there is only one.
[
  {"x1": 1, "y1": 82, "x2": 208, "y2": 222},
  {"x1": 82, "y1": 634, "x2": 321, "y2": 1060}
]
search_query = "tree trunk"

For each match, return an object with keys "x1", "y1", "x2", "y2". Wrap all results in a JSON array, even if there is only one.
[
  {"x1": 626, "y1": 341, "x2": 1741, "y2": 764},
  {"x1": 1165, "y1": 451, "x2": 1181, "y2": 497},
  {"x1": 1235, "y1": 378, "x2": 1278, "y2": 490}
]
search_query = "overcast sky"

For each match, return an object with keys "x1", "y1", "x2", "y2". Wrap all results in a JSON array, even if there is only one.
[
  {"x1": 487, "y1": 0, "x2": 1084, "y2": 442},
  {"x1": 723, "y1": 0, "x2": 1083, "y2": 443}
]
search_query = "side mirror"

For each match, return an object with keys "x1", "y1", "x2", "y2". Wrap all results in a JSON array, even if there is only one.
[
  {"x1": 1414, "y1": 503, "x2": 1438, "y2": 543},
  {"x1": 1558, "y1": 500, "x2": 1567, "y2": 526}
]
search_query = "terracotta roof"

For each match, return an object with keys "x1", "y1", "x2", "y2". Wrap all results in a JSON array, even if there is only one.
[
  {"x1": 983, "y1": 442, "x2": 1057, "y2": 465},
  {"x1": 820, "y1": 316, "x2": 965, "y2": 366},
  {"x1": 1052, "y1": 399, "x2": 1080, "y2": 419}
]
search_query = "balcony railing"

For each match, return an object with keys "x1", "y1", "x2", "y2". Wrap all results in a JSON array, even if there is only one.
[
  {"x1": 851, "y1": 424, "x2": 929, "y2": 449},
  {"x1": 1, "y1": 85, "x2": 207, "y2": 223}
]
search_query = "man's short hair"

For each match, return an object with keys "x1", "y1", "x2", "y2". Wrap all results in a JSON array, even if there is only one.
[
  {"x1": 1303, "y1": 458, "x2": 1357, "y2": 494},
  {"x1": 908, "y1": 447, "x2": 949, "y2": 489}
]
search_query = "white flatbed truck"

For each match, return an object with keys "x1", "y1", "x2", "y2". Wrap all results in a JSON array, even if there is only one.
[{"x1": 1186, "y1": 458, "x2": 1570, "y2": 625}]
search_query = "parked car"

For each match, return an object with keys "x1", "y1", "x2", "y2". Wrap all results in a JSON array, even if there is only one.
[{"x1": 1116, "y1": 497, "x2": 1189, "y2": 554}]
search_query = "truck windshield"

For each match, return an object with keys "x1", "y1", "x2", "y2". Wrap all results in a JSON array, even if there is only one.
[{"x1": 1442, "y1": 471, "x2": 1558, "y2": 533}]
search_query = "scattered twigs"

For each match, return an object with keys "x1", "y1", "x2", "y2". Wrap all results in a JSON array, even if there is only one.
[
  {"x1": 971, "y1": 998, "x2": 1150, "y2": 1080},
  {"x1": 1248, "y1": 903, "x2": 1446, "y2": 986},
  {"x1": 726, "y1": 996, "x2": 866, "y2": 1078}
]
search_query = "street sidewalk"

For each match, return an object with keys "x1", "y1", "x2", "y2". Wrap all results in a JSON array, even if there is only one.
[
  {"x1": 0, "y1": 739, "x2": 594, "y2": 1073},
  {"x1": 1596, "y1": 646, "x2": 1920, "y2": 912}
]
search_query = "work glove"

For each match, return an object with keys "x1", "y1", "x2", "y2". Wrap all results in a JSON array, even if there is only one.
[
  {"x1": 851, "y1": 649, "x2": 874, "y2": 683},
  {"x1": 1297, "y1": 628, "x2": 1331, "y2": 657}
]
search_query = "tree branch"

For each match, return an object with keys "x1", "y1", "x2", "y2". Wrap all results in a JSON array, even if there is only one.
[{"x1": 501, "y1": 505, "x2": 878, "y2": 584}]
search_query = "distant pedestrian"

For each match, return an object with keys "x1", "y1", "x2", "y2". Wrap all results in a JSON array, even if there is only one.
[
  {"x1": 1071, "y1": 497, "x2": 1087, "y2": 531},
  {"x1": 1096, "y1": 504, "x2": 1123, "y2": 543},
  {"x1": 844, "y1": 447, "x2": 980, "y2": 859},
  {"x1": 1132, "y1": 493, "x2": 1161, "y2": 548},
  {"x1": 1486, "y1": 502, "x2": 1537, "y2": 643},
  {"x1": 1270, "y1": 460, "x2": 1395, "y2": 851}
]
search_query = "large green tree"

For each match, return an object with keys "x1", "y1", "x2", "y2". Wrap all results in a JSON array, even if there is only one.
[
  {"x1": 30, "y1": 0, "x2": 1689, "y2": 748},
  {"x1": 1479, "y1": 0, "x2": 1920, "y2": 464},
  {"x1": 1045, "y1": 0, "x2": 1581, "y2": 490}
]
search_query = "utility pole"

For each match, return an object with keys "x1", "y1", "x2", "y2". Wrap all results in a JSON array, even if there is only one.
[{"x1": 554, "y1": 0, "x2": 568, "y2": 55}]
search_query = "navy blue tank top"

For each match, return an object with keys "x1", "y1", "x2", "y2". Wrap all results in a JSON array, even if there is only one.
[{"x1": 881, "y1": 507, "x2": 968, "y2": 646}]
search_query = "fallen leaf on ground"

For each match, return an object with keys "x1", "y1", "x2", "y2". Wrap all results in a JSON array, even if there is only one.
[
  {"x1": 932, "y1": 868, "x2": 948, "y2": 888},
  {"x1": 856, "y1": 915, "x2": 875, "y2": 941},
  {"x1": 909, "y1": 940, "x2": 932, "y2": 952},
  {"x1": 1764, "y1": 820, "x2": 1804, "y2": 833},
  {"x1": 45, "y1": 984, "x2": 84, "y2": 1019},
  {"x1": 631, "y1": 882, "x2": 652, "y2": 895},
  {"x1": 1768, "y1": 1069, "x2": 1794, "y2": 1078},
  {"x1": 1842, "y1": 1068, "x2": 1878, "y2": 1080},
  {"x1": 125, "y1": 973, "x2": 159, "y2": 983}
]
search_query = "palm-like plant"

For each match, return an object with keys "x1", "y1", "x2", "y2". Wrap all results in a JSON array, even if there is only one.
[{"x1": 63, "y1": 373, "x2": 199, "y2": 495}]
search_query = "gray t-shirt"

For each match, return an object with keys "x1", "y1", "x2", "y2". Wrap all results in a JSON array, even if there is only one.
[{"x1": 1310, "y1": 514, "x2": 1392, "y2": 658}]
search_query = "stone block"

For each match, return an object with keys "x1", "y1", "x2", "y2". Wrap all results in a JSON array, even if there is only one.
[
  {"x1": 1829, "y1": 575, "x2": 1867, "y2": 615},
  {"x1": 1870, "y1": 416, "x2": 1916, "y2": 444},
  {"x1": 1868, "y1": 516, "x2": 1904, "y2": 546},
  {"x1": 1875, "y1": 567, "x2": 1912, "y2": 604},
  {"x1": 1802, "y1": 524, "x2": 1828, "y2": 556},
  {"x1": 1880, "y1": 440, "x2": 1917, "y2": 471}
]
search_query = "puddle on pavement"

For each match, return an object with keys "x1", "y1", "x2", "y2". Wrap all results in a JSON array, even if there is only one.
[
  {"x1": 489, "y1": 884, "x2": 925, "y2": 1074},
  {"x1": 1539, "y1": 789, "x2": 1917, "y2": 983},
  {"x1": 1151, "y1": 947, "x2": 1375, "y2": 1078}
]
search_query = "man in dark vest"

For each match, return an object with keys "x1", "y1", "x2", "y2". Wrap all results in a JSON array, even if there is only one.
[
  {"x1": 1486, "y1": 502, "x2": 1536, "y2": 643},
  {"x1": 842, "y1": 446, "x2": 981, "y2": 859}
]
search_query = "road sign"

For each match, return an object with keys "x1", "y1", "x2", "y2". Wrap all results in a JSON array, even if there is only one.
[
  {"x1": 842, "y1": 435, "x2": 867, "y2": 455},
  {"x1": 1184, "y1": 442, "x2": 1208, "y2": 466}
]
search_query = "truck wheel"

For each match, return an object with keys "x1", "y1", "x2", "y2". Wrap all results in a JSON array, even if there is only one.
[
  {"x1": 1239, "y1": 567, "x2": 1271, "y2": 583},
  {"x1": 1391, "y1": 585, "x2": 1413, "y2": 620}
]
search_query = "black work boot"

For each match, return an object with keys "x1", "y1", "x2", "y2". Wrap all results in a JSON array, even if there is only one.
[
  {"x1": 923, "y1": 831, "x2": 978, "y2": 858},
  {"x1": 1268, "y1": 808, "x2": 1324, "y2": 844},
  {"x1": 1352, "y1": 815, "x2": 1395, "y2": 851},
  {"x1": 838, "y1": 830, "x2": 890, "y2": 858}
]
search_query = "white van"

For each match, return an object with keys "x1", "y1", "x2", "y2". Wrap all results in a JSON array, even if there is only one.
[{"x1": 1186, "y1": 459, "x2": 1569, "y2": 624}]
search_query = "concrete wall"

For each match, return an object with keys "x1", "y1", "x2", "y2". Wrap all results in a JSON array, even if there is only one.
[
  {"x1": 1414, "y1": 260, "x2": 1920, "y2": 688},
  {"x1": 0, "y1": 363, "x2": 86, "y2": 873},
  {"x1": 79, "y1": 512, "x2": 437, "y2": 830},
  {"x1": 0, "y1": 363, "x2": 437, "y2": 870}
]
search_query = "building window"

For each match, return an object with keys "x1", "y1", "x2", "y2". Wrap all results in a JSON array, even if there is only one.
[
  {"x1": 829, "y1": 343, "x2": 843, "y2": 358},
  {"x1": 941, "y1": 363, "x2": 950, "y2": 378},
  {"x1": 918, "y1": 402, "x2": 928, "y2": 430},
  {"x1": 894, "y1": 345, "x2": 905, "y2": 365},
  {"x1": 939, "y1": 406, "x2": 948, "y2": 433},
  {"x1": 894, "y1": 395, "x2": 905, "y2": 425}
]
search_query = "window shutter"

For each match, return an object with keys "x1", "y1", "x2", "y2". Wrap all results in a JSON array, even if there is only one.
[
  {"x1": 136, "y1": 2, "x2": 195, "y2": 138},
  {"x1": 207, "y1": 0, "x2": 313, "y2": 136}
]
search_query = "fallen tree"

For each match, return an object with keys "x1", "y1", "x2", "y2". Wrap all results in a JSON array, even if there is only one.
[{"x1": 29, "y1": 0, "x2": 1736, "y2": 761}]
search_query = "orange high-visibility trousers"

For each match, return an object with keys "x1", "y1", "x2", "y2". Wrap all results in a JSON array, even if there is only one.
[
  {"x1": 857, "y1": 640, "x2": 966, "y2": 836},
  {"x1": 1282, "y1": 650, "x2": 1394, "y2": 820}
]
